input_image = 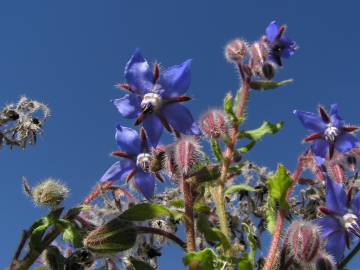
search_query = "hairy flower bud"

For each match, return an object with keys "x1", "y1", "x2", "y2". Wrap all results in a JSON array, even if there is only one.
[
  {"x1": 174, "y1": 136, "x2": 203, "y2": 176},
  {"x1": 83, "y1": 218, "x2": 137, "y2": 254},
  {"x1": 224, "y1": 39, "x2": 248, "y2": 63},
  {"x1": 199, "y1": 110, "x2": 228, "y2": 139},
  {"x1": 32, "y1": 178, "x2": 69, "y2": 208},
  {"x1": 250, "y1": 41, "x2": 269, "y2": 65},
  {"x1": 261, "y1": 61, "x2": 276, "y2": 80},
  {"x1": 315, "y1": 253, "x2": 336, "y2": 270},
  {"x1": 286, "y1": 221, "x2": 321, "y2": 264},
  {"x1": 327, "y1": 161, "x2": 345, "y2": 183}
]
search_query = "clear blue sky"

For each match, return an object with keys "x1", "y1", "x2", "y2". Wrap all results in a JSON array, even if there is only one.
[{"x1": 1, "y1": 1, "x2": 360, "y2": 268}]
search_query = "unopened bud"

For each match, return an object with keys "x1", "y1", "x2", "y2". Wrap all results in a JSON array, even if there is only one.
[
  {"x1": 32, "y1": 178, "x2": 69, "y2": 208},
  {"x1": 199, "y1": 110, "x2": 228, "y2": 139},
  {"x1": 250, "y1": 41, "x2": 269, "y2": 65},
  {"x1": 44, "y1": 246, "x2": 65, "y2": 270},
  {"x1": 286, "y1": 221, "x2": 321, "y2": 264},
  {"x1": 315, "y1": 253, "x2": 336, "y2": 270},
  {"x1": 347, "y1": 155, "x2": 357, "y2": 172},
  {"x1": 83, "y1": 218, "x2": 137, "y2": 254},
  {"x1": 225, "y1": 39, "x2": 248, "y2": 63},
  {"x1": 327, "y1": 161, "x2": 345, "y2": 183},
  {"x1": 174, "y1": 136, "x2": 203, "y2": 176},
  {"x1": 261, "y1": 61, "x2": 276, "y2": 80}
]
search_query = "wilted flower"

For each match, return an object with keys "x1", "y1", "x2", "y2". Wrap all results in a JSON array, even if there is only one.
[
  {"x1": 315, "y1": 176, "x2": 360, "y2": 261},
  {"x1": 294, "y1": 104, "x2": 360, "y2": 165},
  {"x1": 113, "y1": 49, "x2": 200, "y2": 147},
  {"x1": 265, "y1": 21, "x2": 297, "y2": 66},
  {"x1": 100, "y1": 125, "x2": 164, "y2": 200},
  {"x1": 32, "y1": 178, "x2": 69, "y2": 208}
]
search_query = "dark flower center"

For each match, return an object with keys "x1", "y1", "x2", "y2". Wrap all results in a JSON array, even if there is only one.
[
  {"x1": 324, "y1": 124, "x2": 339, "y2": 142},
  {"x1": 141, "y1": 93, "x2": 162, "y2": 113},
  {"x1": 136, "y1": 153, "x2": 152, "y2": 172}
]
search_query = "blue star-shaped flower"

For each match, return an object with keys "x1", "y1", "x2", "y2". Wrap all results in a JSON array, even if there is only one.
[
  {"x1": 100, "y1": 125, "x2": 163, "y2": 200},
  {"x1": 316, "y1": 176, "x2": 360, "y2": 262},
  {"x1": 113, "y1": 49, "x2": 201, "y2": 147},
  {"x1": 265, "y1": 21, "x2": 297, "y2": 66},
  {"x1": 294, "y1": 104, "x2": 360, "y2": 165}
]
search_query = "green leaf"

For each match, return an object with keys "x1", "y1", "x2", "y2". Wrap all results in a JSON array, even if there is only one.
[
  {"x1": 62, "y1": 223, "x2": 83, "y2": 248},
  {"x1": 268, "y1": 164, "x2": 293, "y2": 209},
  {"x1": 129, "y1": 257, "x2": 155, "y2": 270},
  {"x1": 183, "y1": 248, "x2": 223, "y2": 270},
  {"x1": 119, "y1": 203, "x2": 171, "y2": 221},
  {"x1": 249, "y1": 79, "x2": 293, "y2": 91},
  {"x1": 241, "y1": 121, "x2": 284, "y2": 141},
  {"x1": 225, "y1": 184, "x2": 257, "y2": 196},
  {"x1": 188, "y1": 165, "x2": 221, "y2": 183},
  {"x1": 197, "y1": 214, "x2": 231, "y2": 251},
  {"x1": 194, "y1": 202, "x2": 211, "y2": 214},
  {"x1": 223, "y1": 92, "x2": 238, "y2": 124},
  {"x1": 169, "y1": 199, "x2": 185, "y2": 208},
  {"x1": 211, "y1": 139, "x2": 223, "y2": 162},
  {"x1": 237, "y1": 256, "x2": 252, "y2": 270},
  {"x1": 242, "y1": 223, "x2": 257, "y2": 267},
  {"x1": 266, "y1": 197, "x2": 277, "y2": 234}
]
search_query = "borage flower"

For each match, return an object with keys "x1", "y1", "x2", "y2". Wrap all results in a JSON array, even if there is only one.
[
  {"x1": 316, "y1": 176, "x2": 360, "y2": 262},
  {"x1": 265, "y1": 21, "x2": 297, "y2": 66},
  {"x1": 100, "y1": 125, "x2": 164, "y2": 200},
  {"x1": 113, "y1": 49, "x2": 200, "y2": 147},
  {"x1": 294, "y1": 104, "x2": 360, "y2": 165}
]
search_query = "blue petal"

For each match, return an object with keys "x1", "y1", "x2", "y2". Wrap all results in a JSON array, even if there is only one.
[
  {"x1": 133, "y1": 170, "x2": 156, "y2": 200},
  {"x1": 335, "y1": 133, "x2": 360, "y2": 154},
  {"x1": 115, "y1": 125, "x2": 141, "y2": 156},
  {"x1": 316, "y1": 216, "x2": 341, "y2": 238},
  {"x1": 161, "y1": 103, "x2": 200, "y2": 135},
  {"x1": 329, "y1": 104, "x2": 344, "y2": 128},
  {"x1": 324, "y1": 230, "x2": 346, "y2": 262},
  {"x1": 351, "y1": 192, "x2": 360, "y2": 216},
  {"x1": 311, "y1": 139, "x2": 329, "y2": 165},
  {"x1": 113, "y1": 94, "x2": 141, "y2": 119},
  {"x1": 266, "y1": 21, "x2": 278, "y2": 43},
  {"x1": 293, "y1": 110, "x2": 327, "y2": 133},
  {"x1": 325, "y1": 176, "x2": 348, "y2": 215},
  {"x1": 100, "y1": 160, "x2": 136, "y2": 182},
  {"x1": 143, "y1": 114, "x2": 163, "y2": 147},
  {"x1": 125, "y1": 48, "x2": 154, "y2": 95},
  {"x1": 158, "y1": 59, "x2": 192, "y2": 98}
]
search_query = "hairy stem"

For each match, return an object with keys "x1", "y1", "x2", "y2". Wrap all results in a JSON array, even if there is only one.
[
  {"x1": 136, "y1": 226, "x2": 187, "y2": 250},
  {"x1": 182, "y1": 178, "x2": 196, "y2": 252},
  {"x1": 338, "y1": 241, "x2": 360, "y2": 269},
  {"x1": 263, "y1": 158, "x2": 304, "y2": 270}
]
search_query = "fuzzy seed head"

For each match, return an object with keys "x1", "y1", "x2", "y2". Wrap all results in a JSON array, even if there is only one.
[
  {"x1": 32, "y1": 178, "x2": 69, "y2": 208},
  {"x1": 225, "y1": 39, "x2": 248, "y2": 63},
  {"x1": 286, "y1": 221, "x2": 321, "y2": 264},
  {"x1": 174, "y1": 136, "x2": 203, "y2": 176},
  {"x1": 199, "y1": 110, "x2": 228, "y2": 139}
]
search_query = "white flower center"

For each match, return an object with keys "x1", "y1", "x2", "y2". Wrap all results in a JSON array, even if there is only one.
[
  {"x1": 141, "y1": 93, "x2": 162, "y2": 112},
  {"x1": 343, "y1": 213, "x2": 360, "y2": 237},
  {"x1": 324, "y1": 124, "x2": 339, "y2": 142},
  {"x1": 136, "y1": 153, "x2": 152, "y2": 172}
]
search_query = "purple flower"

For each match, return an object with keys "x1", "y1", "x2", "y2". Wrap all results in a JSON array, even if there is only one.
[
  {"x1": 265, "y1": 21, "x2": 297, "y2": 66},
  {"x1": 100, "y1": 125, "x2": 163, "y2": 200},
  {"x1": 294, "y1": 104, "x2": 360, "y2": 165},
  {"x1": 113, "y1": 49, "x2": 201, "y2": 147},
  {"x1": 315, "y1": 176, "x2": 360, "y2": 262}
]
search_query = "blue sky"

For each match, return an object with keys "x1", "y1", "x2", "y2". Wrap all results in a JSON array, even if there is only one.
[{"x1": 1, "y1": 0, "x2": 360, "y2": 268}]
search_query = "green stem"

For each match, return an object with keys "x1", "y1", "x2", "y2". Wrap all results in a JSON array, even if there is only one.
[
  {"x1": 182, "y1": 178, "x2": 196, "y2": 252},
  {"x1": 338, "y1": 241, "x2": 360, "y2": 269},
  {"x1": 210, "y1": 185, "x2": 230, "y2": 241}
]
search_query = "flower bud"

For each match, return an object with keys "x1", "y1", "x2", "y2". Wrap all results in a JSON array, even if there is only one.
[
  {"x1": 286, "y1": 221, "x2": 321, "y2": 264},
  {"x1": 224, "y1": 39, "x2": 248, "y2": 63},
  {"x1": 327, "y1": 161, "x2": 345, "y2": 183},
  {"x1": 174, "y1": 136, "x2": 203, "y2": 176},
  {"x1": 199, "y1": 110, "x2": 228, "y2": 139},
  {"x1": 32, "y1": 178, "x2": 69, "y2": 208},
  {"x1": 347, "y1": 155, "x2": 357, "y2": 172},
  {"x1": 83, "y1": 218, "x2": 137, "y2": 254},
  {"x1": 315, "y1": 253, "x2": 336, "y2": 270},
  {"x1": 250, "y1": 41, "x2": 269, "y2": 65},
  {"x1": 261, "y1": 61, "x2": 276, "y2": 80},
  {"x1": 44, "y1": 246, "x2": 65, "y2": 270}
]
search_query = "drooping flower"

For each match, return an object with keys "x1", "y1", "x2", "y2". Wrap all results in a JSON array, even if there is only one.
[
  {"x1": 100, "y1": 125, "x2": 164, "y2": 200},
  {"x1": 294, "y1": 104, "x2": 360, "y2": 165},
  {"x1": 113, "y1": 49, "x2": 201, "y2": 147},
  {"x1": 265, "y1": 21, "x2": 297, "y2": 66},
  {"x1": 315, "y1": 176, "x2": 360, "y2": 262}
]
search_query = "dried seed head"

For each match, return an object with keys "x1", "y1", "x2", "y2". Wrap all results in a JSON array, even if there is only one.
[
  {"x1": 199, "y1": 110, "x2": 228, "y2": 139},
  {"x1": 83, "y1": 218, "x2": 137, "y2": 254},
  {"x1": 224, "y1": 39, "x2": 248, "y2": 63},
  {"x1": 286, "y1": 221, "x2": 321, "y2": 264},
  {"x1": 32, "y1": 178, "x2": 69, "y2": 208},
  {"x1": 314, "y1": 252, "x2": 336, "y2": 270},
  {"x1": 174, "y1": 136, "x2": 203, "y2": 176}
]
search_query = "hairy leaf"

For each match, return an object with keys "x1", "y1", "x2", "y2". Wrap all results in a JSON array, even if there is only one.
[
  {"x1": 250, "y1": 79, "x2": 293, "y2": 91},
  {"x1": 119, "y1": 203, "x2": 171, "y2": 221}
]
